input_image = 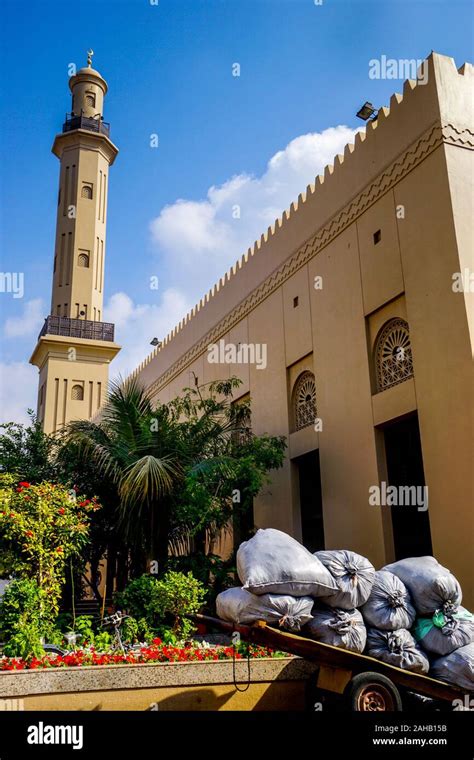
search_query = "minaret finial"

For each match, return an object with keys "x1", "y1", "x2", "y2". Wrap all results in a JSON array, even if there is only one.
[{"x1": 87, "y1": 49, "x2": 94, "y2": 67}]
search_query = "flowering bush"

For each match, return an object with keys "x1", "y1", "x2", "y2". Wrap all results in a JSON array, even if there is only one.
[
  {"x1": 0, "y1": 639, "x2": 285, "y2": 670},
  {"x1": 0, "y1": 474, "x2": 100, "y2": 618}
]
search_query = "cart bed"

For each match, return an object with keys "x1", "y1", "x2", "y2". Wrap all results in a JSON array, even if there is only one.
[{"x1": 195, "y1": 614, "x2": 472, "y2": 704}]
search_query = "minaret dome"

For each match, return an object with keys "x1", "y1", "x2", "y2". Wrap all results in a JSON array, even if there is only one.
[{"x1": 69, "y1": 50, "x2": 108, "y2": 119}]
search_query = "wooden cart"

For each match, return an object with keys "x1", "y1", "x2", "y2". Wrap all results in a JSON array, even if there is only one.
[{"x1": 194, "y1": 614, "x2": 472, "y2": 712}]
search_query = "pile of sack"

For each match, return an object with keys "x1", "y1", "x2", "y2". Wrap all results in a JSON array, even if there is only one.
[{"x1": 215, "y1": 528, "x2": 474, "y2": 690}]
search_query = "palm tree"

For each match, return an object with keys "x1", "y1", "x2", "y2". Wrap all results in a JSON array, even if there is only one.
[{"x1": 63, "y1": 377, "x2": 184, "y2": 575}]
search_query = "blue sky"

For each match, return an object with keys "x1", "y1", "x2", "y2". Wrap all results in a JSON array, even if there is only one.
[{"x1": 0, "y1": 0, "x2": 473, "y2": 423}]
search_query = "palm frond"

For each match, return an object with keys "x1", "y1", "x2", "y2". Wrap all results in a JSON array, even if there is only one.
[{"x1": 119, "y1": 455, "x2": 182, "y2": 507}]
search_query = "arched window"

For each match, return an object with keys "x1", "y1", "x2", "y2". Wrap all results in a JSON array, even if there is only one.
[
  {"x1": 85, "y1": 92, "x2": 96, "y2": 108},
  {"x1": 293, "y1": 371, "x2": 317, "y2": 431},
  {"x1": 77, "y1": 253, "x2": 89, "y2": 268},
  {"x1": 71, "y1": 384, "x2": 84, "y2": 401},
  {"x1": 375, "y1": 318, "x2": 414, "y2": 392},
  {"x1": 81, "y1": 184, "x2": 93, "y2": 200}
]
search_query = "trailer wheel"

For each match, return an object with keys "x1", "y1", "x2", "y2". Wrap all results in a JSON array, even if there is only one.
[{"x1": 345, "y1": 672, "x2": 403, "y2": 712}]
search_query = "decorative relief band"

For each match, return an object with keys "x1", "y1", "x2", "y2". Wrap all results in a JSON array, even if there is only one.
[{"x1": 141, "y1": 123, "x2": 474, "y2": 398}]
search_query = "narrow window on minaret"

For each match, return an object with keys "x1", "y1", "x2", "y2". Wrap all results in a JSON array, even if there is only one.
[
  {"x1": 71, "y1": 165, "x2": 76, "y2": 208},
  {"x1": 102, "y1": 175, "x2": 107, "y2": 221},
  {"x1": 99, "y1": 240, "x2": 104, "y2": 292},
  {"x1": 89, "y1": 381, "x2": 94, "y2": 418},
  {"x1": 98, "y1": 171, "x2": 103, "y2": 220},
  {"x1": 81, "y1": 183, "x2": 93, "y2": 199},
  {"x1": 66, "y1": 233, "x2": 72, "y2": 285},
  {"x1": 95, "y1": 237, "x2": 99, "y2": 289},
  {"x1": 63, "y1": 167, "x2": 70, "y2": 216},
  {"x1": 78, "y1": 252, "x2": 90, "y2": 268},
  {"x1": 58, "y1": 234, "x2": 65, "y2": 286}
]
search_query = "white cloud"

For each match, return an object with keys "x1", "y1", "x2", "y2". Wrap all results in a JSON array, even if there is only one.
[
  {"x1": 150, "y1": 126, "x2": 361, "y2": 298},
  {"x1": 0, "y1": 361, "x2": 38, "y2": 425},
  {"x1": 104, "y1": 288, "x2": 191, "y2": 380},
  {"x1": 4, "y1": 298, "x2": 44, "y2": 339}
]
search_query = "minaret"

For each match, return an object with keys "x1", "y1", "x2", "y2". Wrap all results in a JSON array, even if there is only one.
[{"x1": 30, "y1": 52, "x2": 120, "y2": 433}]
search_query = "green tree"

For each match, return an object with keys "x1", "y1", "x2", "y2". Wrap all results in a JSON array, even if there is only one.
[
  {"x1": 60, "y1": 376, "x2": 286, "y2": 588},
  {"x1": 63, "y1": 378, "x2": 184, "y2": 575},
  {"x1": 0, "y1": 411, "x2": 58, "y2": 483},
  {"x1": 167, "y1": 379, "x2": 286, "y2": 587}
]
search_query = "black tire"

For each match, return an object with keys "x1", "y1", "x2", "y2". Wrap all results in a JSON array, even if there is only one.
[
  {"x1": 42, "y1": 644, "x2": 66, "y2": 656},
  {"x1": 345, "y1": 671, "x2": 403, "y2": 712}
]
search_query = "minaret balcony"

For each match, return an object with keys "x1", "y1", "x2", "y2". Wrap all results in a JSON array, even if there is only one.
[
  {"x1": 38, "y1": 315, "x2": 115, "y2": 342},
  {"x1": 62, "y1": 112, "x2": 111, "y2": 138}
]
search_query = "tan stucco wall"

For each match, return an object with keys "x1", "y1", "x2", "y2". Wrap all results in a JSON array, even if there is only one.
[
  {"x1": 125, "y1": 54, "x2": 473, "y2": 607},
  {"x1": 31, "y1": 335, "x2": 120, "y2": 432}
]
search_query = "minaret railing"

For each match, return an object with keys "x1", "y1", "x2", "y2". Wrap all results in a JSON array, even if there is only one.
[{"x1": 38, "y1": 315, "x2": 115, "y2": 342}]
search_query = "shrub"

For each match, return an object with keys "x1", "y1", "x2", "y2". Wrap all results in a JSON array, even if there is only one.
[
  {"x1": 92, "y1": 630, "x2": 112, "y2": 652},
  {"x1": 0, "y1": 578, "x2": 57, "y2": 658},
  {"x1": 114, "y1": 574, "x2": 160, "y2": 627},
  {"x1": 2, "y1": 623, "x2": 45, "y2": 659},
  {"x1": 0, "y1": 579, "x2": 48, "y2": 640},
  {"x1": 153, "y1": 571, "x2": 207, "y2": 639},
  {"x1": 115, "y1": 571, "x2": 206, "y2": 640},
  {"x1": 69, "y1": 615, "x2": 95, "y2": 646}
]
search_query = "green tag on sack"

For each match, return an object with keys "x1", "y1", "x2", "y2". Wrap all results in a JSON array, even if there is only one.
[
  {"x1": 413, "y1": 618, "x2": 433, "y2": 640},
  {"x1": 432, "y1": 611, "x2": 446, "y2": 628}
]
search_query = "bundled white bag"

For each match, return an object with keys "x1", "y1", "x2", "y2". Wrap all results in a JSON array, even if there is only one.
[
  {"x1": 314, "y1": 550, "x2": 375, "y2": 609},
  {"x1": 216, "y1": 587, "x2": 313, "y2": 632},
  {"x1": 304, "y1": 607, "x2": 366, "y2": 653},
  {"x1": 383, "y1": 556, "x2": 462, "y2": 615},
  {"x1": 413, "y1": 607, "x2": 474, "y2": 656},
  {"x1": 237, "y1": 529, "x2": 338, "y2": 598},
  {"x1": 361, "y1": 570, "x2": 416, "y2": 631},
  {"x1": 366, "y1": 628, "x2": 430, "y2": 674},
  {"x1": 430, "y1": 643, "x2": 474, "y2": 691}
]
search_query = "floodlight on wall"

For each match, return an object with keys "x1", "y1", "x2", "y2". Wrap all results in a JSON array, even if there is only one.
[
  {"x1": 150, "y1": 337, "x2": 162, "y2": 347},
  {"x1": 356, "y1": 101, "x2": 378, "y2": 121}
]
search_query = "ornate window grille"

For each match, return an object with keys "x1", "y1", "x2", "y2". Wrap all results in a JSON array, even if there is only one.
[
  {"x1": 71, "y1": 384, "x2": 84, "y2": 401},
  {"x1": 81, "y1": 184, "x2": 93, "y2": 199},
  {"x1": 77, "y1": 253, "x2": 89, "y2": 268},
  {"x1": 293, "y1": 371, "x2": 317, "y2": 431},
  {"x1": 375, "y1": 318, "x2": 414, "y2": 392}
]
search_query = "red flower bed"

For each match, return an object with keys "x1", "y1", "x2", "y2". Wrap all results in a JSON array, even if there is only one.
[{"x1": 0, "y1": 640, "x2": 283, "y2": 671}]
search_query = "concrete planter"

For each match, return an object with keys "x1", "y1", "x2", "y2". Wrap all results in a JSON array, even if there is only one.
[{"x1": 0, "y1": 657, "x2": 318, "y2": 711}]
